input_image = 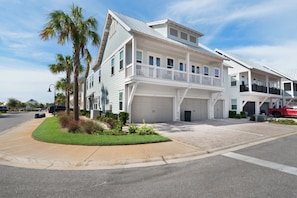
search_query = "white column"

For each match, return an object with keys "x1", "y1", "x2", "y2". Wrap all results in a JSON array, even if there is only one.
[
  {"x1": 248, "y1": 70, "x2": 252, "y2": 93},
  {"x1": 186, "y1": 52, "x2": 190, "y2": 82},
  {"x1": 266, "y1": 75, "x2": 269, "y2": 93},
  {"x1": 221, "y1": 63, "x2": 224, "y2": 86},
  {"x1": 132, "y1": 38, "x2": 136, "y2": 76},
  {"x1": 255, "y1": 101, "x2": 260, "y2": 115},
  {"x1": 291, "y1": 81, "x2": 294, "y2": 97}
]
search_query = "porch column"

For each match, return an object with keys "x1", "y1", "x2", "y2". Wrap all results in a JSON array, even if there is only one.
[
  {"x1": 132, "y1": 38, "x2": 136, "y2": 76},
  {"x1": 186, "y1": 52, "x2": 190, "y2": 82},
  {"x1": 291, "y1": 81, "x2": 294, "y2": 97},
  {"x1": 221, "y1": 63, "x2": 224, "y2": 86},
  {"x1": 266, "y1": 75, "x2": 269, "y2": 93},
  {"x1": 255, "y1": 101, "x2": 260, "y2": 115},
  {"x1": 248, "y1": 70, "x2": 252, "y2": 93}
]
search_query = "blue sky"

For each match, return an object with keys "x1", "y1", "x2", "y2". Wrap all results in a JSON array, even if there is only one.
[{"x1": 1, "y1": 0, "x2": 297, "y2": 104}]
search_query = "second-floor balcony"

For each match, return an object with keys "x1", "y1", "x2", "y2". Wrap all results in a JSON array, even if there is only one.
[
  {"x1": 126, "y1": 63, "x2": 222, "y2": 87},
  {"x1": 240, "y1": 84, "x2": 281, "y2": 95}
]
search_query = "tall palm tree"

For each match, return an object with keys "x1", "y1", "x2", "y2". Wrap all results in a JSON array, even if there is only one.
[
  {"x1": 40, "y1": 5, "x2": 100, "y2": 121},
  {"x1": 49, "y1": 54, "x2": 73, "y2": 115}
]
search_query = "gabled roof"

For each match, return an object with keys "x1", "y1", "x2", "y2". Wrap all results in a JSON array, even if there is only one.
[
  {"x1": 93, "y1": 10, "x2": 223, "y2": 70},
  {"x1": 215, "y1": 49, "x2": 282, "y2": 77},
  {"x1": 263, "y1": 65, "x2": 297, "y2": 81}
]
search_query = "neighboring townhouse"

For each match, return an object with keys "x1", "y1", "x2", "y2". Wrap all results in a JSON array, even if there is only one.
[
  {"x1": 215, "y1": 49, "x2": 283, "y2": 116},
  {"x1": 86, "y1": 10, "x2": 230, "y2": 123},
  {"x1": 263, "y1": 65, "x2": 297, "y2": 105}
]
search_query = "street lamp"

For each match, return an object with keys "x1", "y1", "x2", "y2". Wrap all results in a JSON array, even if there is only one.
[{"x1": 48, "y1": 84, "x2": 56, "y2": 116}]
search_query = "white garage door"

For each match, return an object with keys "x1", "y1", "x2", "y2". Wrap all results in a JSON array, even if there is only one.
[
  {"x1": 131, "y1": 96, "x2": 173, "y2": 123},
  {"x1": 214, "y1": 100, "x2": 224, "y2": 119},
  {"x1": 180, "y1": 98, "x2": 208, "y2": 121}
]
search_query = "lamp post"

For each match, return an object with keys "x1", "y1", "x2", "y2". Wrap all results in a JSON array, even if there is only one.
[{"x1": 48, "y1": 84, "x2": 56, "y2": 116}]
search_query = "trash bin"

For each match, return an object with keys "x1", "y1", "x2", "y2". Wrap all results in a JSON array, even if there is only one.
[{"x1": 185, "y1": 111, "x2": 191, "y2": 122}]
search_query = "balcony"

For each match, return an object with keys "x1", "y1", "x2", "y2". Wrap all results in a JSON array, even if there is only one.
[
  {"x1": 240, "y1": 84, "x2": 280, "y2": 95},
  {"x1": 126, "y1": 63, "x2": 222, "y2": 87}
]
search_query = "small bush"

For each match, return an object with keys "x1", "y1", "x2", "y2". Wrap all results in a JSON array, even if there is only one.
[
  {"x1": 128, "y1": 123, "x2": 138, "y2": 134},
  {"x1": 234, "y1": 114, "x2": 242, "y2": 119},
  {"x1": 105, "y1": 111, "x2": 114, "y2": 118},
  {"x1": 119, "y1": 112, "x2": 129, "y2": 125},
  {"x1": 269, "y1": 119, "x2": 297, "y2": 125},
  {"x1": 240, "y1": 111, "x2": 247, "y2": 118},
  {"x1": 80, "y1": 120, "x2": 104, "y2": 134},
  {"x1": 68, "y1": 120, "x2": 81, "y2": 133},
  {"x1": 57, "y1": 112, "x2": 73, "y2": 128},
  {"x1": 229, "y1": 111, "x2": 236, "y2": 118}
]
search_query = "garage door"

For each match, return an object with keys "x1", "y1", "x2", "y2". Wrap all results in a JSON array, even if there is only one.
[
  {"x1": 131, "y1": 96, "x2": 173, "y2": 123},
  {"x1": 180, "y1": 98, "x2": 208, "y2": 121},
  {"x1": 214, "y1": 100, "x2": 224, "y2": 119}
]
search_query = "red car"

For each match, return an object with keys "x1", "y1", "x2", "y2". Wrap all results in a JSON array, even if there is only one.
[{"x1": 269, "y1": 105, "x2": 297, "y2": 117}]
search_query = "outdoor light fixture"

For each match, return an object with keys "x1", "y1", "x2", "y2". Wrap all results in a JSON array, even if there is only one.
[{"x1": 48, "y1": 84, "x2": 56, "y2": 116}]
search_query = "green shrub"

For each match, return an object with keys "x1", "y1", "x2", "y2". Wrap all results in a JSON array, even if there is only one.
[
  {"x1": 269, "y1": 119, "x2": 297, "y2": 125},
  {"x1": 240, "y1": 111, "x2": 247, "y2": 118},
  {"x1": 105, "y1": 111, "x2": 114, "y2": 118},
  {"x1": 229, "y1": 110, "x2": 236, "y2": 118},
  {"x1": 119, "y1": 112, "x2": 129, "y2": 125},
  {"x1": 68, "y1": 120, "x2": 81, "y2": 133},
  {"x1": 128, "y1": 123, "x2": 138, "y2": 134},
  {"x1": 234, "y1": 114, "x2": 242, "y2": 119}
]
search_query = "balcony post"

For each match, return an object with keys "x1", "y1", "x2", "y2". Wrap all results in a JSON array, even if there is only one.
[
  {"x1": 248, "y1": 70, "x2": 252, "y2": 93},
  {"x1": 132, "y1": 38, "x2": 136, "y2": 76},
  {"x1": 186, "y1": 52, "x2": 190, "y2": 83}
]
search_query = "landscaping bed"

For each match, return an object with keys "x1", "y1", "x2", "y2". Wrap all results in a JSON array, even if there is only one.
[{"x1": 32, "y1": 116, "x2": 171, "y2": 146}]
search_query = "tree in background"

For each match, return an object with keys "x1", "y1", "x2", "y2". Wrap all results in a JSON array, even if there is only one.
[
  {"x1": 40, "y1": 5, "x2": 100, "y2": 121},
  {"x1": 48, "y1": 54, "x2": 73, "y2": 115}
]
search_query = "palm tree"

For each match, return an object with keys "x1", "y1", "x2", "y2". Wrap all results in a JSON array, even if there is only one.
[
  {"x1": 40, "y1": 5, "x2": 100, "y2": 121},
  {"x1": 49, "y1": 54, "x2": 72, "y2": 115}
]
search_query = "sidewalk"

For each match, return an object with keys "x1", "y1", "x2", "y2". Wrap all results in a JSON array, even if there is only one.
[{"x1": 0, "y1": 117, "x2": 297, "y2": 170}]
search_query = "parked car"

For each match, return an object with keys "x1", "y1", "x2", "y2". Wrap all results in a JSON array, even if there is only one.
[
  {"x1": 48, "y1": 105, "x2": 66, "y2": 113},
  {"x1": 269, "y1": 105, "x2": 297, "y2": 117},
  {"x1": 0, "y1": 106, "x2": 8, "y2": 113}
]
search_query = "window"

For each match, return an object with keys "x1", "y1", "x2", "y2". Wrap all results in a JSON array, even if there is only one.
[
  {"x1": 179, "y1": 63, "x2": 183, "y2": 71},
  {"x1": 192, "y1": 65, "x2": 195, "y2": 73},
  {"x1": 91, "y1": 75, "x2": 94, "y2": 87},
  {"x1": 86, "y1": 79, "x2": 88, "y2": 89},
  {"x1": 119, "y1": 50, "x2": 124, "y2": 70},
  {"x1": 170, "y1": 28, "x2": 178, "y2": 37},
  {"x1": 231, "y1": 99, "x2": 237, "y2": 110},
  {"x1": 196, "y1": 66, "x2": 200, "y2": 74},
  {"x1": 190, "y1": 35, "x2": 197, "y2": 43},
  {"x1": 149, "y1": 56, "x2": 154, "y2": 65},
  {"x1": 167, "y1": 58, "x2": 174, "y2": 68},
  {"x1": 111, "y1": 57, "x2": 115, "y2": 75},
  {"x1": 204, "y1": 66, "x2": 209, "y2": 75},
  {"x1": 119, "y1": 92, "x2": 123, "y2": 111},
  {"x1": 214, "y1": 68, "x2": 220, "y2": 77},
  {"x1": 284, "y1": 83, "x2": 291, "y2": 90},
  {"x1": 231, "y1": 76, "x2": 236, "y2": 86},
  {"x1": 98, "y1": 70, "x2": 101, "y2": 83},
  {"x1": 136, "y1": 51, "x2": 142, "y2": 63},
  {"x1": 181, "y1": 32, "x2": 187, "y2": 40},
  {"x1": 156, "y1": 57, "x2": 161, "y2": 67}
]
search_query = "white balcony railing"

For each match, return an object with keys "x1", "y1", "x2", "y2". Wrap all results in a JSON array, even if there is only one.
[{"x1": 126, "y1": 63, "x2": 222, "y2": 87}]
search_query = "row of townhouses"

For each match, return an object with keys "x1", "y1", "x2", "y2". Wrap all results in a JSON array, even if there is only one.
[{"x1": 79, "y1": 10, "x2": 297, "y2": 123}]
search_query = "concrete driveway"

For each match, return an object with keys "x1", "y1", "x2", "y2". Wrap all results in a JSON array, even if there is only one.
[{"x1": 155, "y1": 119, "x2": 297, "y2": 152}]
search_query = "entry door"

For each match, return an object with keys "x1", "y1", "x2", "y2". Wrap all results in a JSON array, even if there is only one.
[{"x1": 214, "y1": 100, "x2": 223, "y2": 119}]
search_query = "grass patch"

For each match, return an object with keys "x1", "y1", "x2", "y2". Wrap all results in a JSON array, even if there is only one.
[
  {"x1": 269, "y1": 119, "x2": 297, "y2": 125},
  {"x1": 32, "y1": 117, "x2": 171, "y2": 146}
]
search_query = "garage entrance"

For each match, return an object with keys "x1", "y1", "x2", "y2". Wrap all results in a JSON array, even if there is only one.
[
  {"x1": 214, "y1": 100, "x2": 224, "y2": 119},
  {"x1": 131, "y1": 96, "x2": 173, "y2": 123},
  {"x1": 243, "y1": 102, "x2": 255, "y2": 116},
  {"x1": 180, "y1": 98, "x2": 208, "y2": 121}
]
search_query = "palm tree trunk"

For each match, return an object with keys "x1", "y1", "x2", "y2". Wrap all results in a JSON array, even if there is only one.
[
  {"x1": 73, "y1": 48, "x2": 80, "y2": 121},
  {"x1": 66, "y1": 72, "x2": 71, "y2": 115}
]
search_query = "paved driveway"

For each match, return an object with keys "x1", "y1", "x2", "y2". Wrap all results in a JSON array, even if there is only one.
[{"x1": 155, "y1": 119, "x2": 297, "y2": 152}]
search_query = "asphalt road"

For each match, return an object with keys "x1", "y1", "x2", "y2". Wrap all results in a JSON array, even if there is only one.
[
  {"x1": 0, "y1": 112, "x2": 37, "y2": 133},
  {"x1": 1, "y1": 134, "x2": 297, "y2": 198}
]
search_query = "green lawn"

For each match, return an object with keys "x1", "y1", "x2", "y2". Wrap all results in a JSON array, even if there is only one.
[{"x1": 32, "y1": 117, "x2": 171, "y2": 146}]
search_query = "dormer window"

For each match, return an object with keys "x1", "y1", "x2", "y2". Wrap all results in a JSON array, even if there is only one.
[
  {"x1": 170, "y1": 28, "x2": 178, "y2": 37},
  {"x1": 181, "y1": 32, "x2": 187, "y2": 40},
  {"x1": 190, "y1": 35, "x2": 197, "y2": 43}
]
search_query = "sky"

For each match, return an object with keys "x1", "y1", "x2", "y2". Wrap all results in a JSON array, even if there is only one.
[{"x1": 1, "y1": 0, "x2": 297, "y2": 104}]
